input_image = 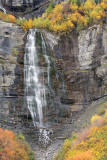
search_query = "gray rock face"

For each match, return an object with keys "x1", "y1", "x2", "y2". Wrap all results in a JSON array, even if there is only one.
[
  {"x1": 2, "y1": 0, "x2": 33, "y2": 7},
  {"x1": 0, "y1": 21, "x2": 28, "y2": 129},
  {"x1": 2, "y1": 0, "x2": 50, "y2": 18},
  {"x1": 2, "y1": 0, "x2": 49, "y2": 10},
  {"x1": 44, "y1": 24, "x2": 107, "y2": 112},
  {"x1": 2, "y1": 0, "x2": 66, "y2": 18}
]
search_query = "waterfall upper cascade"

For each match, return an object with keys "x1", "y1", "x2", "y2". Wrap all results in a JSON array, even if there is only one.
[{"x1": 24, "y1": 29, "x2": 46, "y2": 127}]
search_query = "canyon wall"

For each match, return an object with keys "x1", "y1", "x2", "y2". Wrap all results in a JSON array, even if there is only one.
[
  {"x1": 2, "y1": 0, "x2": 65, "y2": 17},
  {"x1": 0, "y1": 20, "x2": 107, "y2": 129},
  {"x1": 43, "y1": 24, "x2": 107, "y2": 112}
]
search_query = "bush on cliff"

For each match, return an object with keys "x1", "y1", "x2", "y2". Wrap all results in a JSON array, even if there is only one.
[
  {"x1": 0, "y1": 11, "x2": 16, "y2": 23},
  {"x1": 0, "y1": 129, "x2": 34, "y2": 160},
  {"x1": 0, "y1": 0, "x2": 107, "y2": 34},
  {"x1": 18, "y1": 0, "x2": 107, "y2": 33}
]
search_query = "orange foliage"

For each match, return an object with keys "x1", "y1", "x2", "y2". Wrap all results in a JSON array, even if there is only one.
[
  {"x1": 0, "y1": 12, "x2": 16, "y2": 23},
  {"x1": 0, "y1": 128, "x2": 33, "y2": 160},
  {"x1": 73, "y1": 150, "x2": 94, "y2": 160},
  {"x1": 8, "y1": 15, "x2": 16, "y2": 23},
  {"x1": 78, "y1": 127, "x2": 92, "y2": 142},
  {"x1": 54, "y1": 106, "x2": 107, "y2": 160}
]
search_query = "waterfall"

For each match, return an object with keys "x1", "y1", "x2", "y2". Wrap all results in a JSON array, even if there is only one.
[
  {"x1": 24, "y1": 29, "x2": 46, "y2": 127},
  {"x1": 41, "y1": 34, "x2": 50, "y2": 85},
  {"x1": 0, "y1": 0, "x2": 6, "y2": 13},
  {"x1": 24, "y1": 29, "x2": 69, "y2": 145}
]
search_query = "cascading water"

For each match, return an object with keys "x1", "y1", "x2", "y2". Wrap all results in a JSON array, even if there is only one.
[
  {"x1": 0, "y1": 0, "x2": 6, "y2": 13},
  {"x1": 24, "y1": 29, "x2": 46, "y2": 128},
  {"x1": 24, "y1": 29, "x2": 69, "y2": 146},
  {"x1": 24, "y1": 29, "x2": 53, "y2": 146}
]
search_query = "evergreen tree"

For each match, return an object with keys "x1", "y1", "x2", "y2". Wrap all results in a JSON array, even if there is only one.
[{"x1": 76, "y1": 0, "x2": 81, "y2": 6}]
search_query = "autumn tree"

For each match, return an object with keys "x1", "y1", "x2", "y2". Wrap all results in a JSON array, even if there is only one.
[{"x1": 0, "y1": 129, "x2": 34, "y2": 160}]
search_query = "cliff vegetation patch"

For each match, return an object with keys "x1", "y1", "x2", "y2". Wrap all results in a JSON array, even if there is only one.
[
  {"x1": 0, "y1": 0, "x2": 107, "y2": 34},
  {"x1": 0, "y1": 129, "x2": 34, "y2": 160}
]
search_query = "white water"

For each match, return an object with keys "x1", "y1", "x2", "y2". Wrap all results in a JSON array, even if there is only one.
[
  {"x1": 41, "y1": 34, "x2": 50, "y2": 85},
  {"x1": 0, "y1": 0, "x2": 6, "y2": 13},
  {"x1": 24, "y1": 29, "x2": 46, "y2": 127},
  {"x1": 24, "y1": 29, "x2": 67, "y2": 146}
]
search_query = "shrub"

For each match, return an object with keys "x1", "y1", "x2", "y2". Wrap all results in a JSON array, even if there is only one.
[
  {"x1": 78, "y1": 127, "x2": 92, "y2": 141},
  {"x1": 98, "y1": 101, "x2": 107, "y2": 115},
  {"x1": 18, "y1": 131, "x2": 25, "y2": 141},
  {"x1": 91, "y1": 114, "x2": 102, "y2": 125},
  {"x1": 0, "y1": 128, "x2": 34, "y2": 160},
  {"x1": 0, "y1": 12, "x2": 16, "y2": 23},
  {"x1": 8, "y1": 15, "x2": 16, "y2": 23},
  {"x1": 54, "y1": 101, "x2": 107, "y2": 160},
  {"x1": 72, "y1": 150, "x2": 94, "y2": 160},
  {"x1": 45, "y1": 0, "x2": 55, "y2": 15},
  {"x1": 0, "y1": 0, "x2": 107, "y2": 33}
]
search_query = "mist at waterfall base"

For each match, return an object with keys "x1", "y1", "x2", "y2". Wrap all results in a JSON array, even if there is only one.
[{"x1": 24, "y1": 29, "x2": 69, "y2": 146}]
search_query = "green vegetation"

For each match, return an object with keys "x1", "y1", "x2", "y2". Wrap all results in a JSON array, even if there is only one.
[
  {"x1": 11, "y1": 48, "x2": 19, "y2": 56},
  {"x1": 0, "y1": 59, "x2": 5, "y2": 64},
  {"x1": 45, "y1": 0, "x2": 55, "y2": 15}
]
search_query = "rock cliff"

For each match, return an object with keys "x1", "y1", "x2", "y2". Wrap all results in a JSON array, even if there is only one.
[
  {"x1": 2, "y1": 0, "x2": 65, "y2": 17},
  {"x1": 0, "y1": 19, "x2": 107, "y2": 142},
  {"x1": 2, "y1": 0, "x2": 50, "y2": 17},
  {"x1": 43, "y1": 24, "x2": 107, "y2": 112},
  {"x1": 0, "y1": 21, "x2": 27, "y2": 129}
]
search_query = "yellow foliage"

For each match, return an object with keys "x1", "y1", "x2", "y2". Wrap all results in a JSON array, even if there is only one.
[
  {"x1": 54, "y1": 103, "x2": 107, "y2": 160},
  {"x1": 70, "y1": 3, "x2": 79, "y2": 12},
  {"x1": 22, "y1": 18, "x2": 34, "y2": 31},
  {"x1": 0, "y1": 0, "x2": 106, "y2": 33},
  {"x1": 90, "y1": 5, "x2": 106, "y2": 22},
  {"x1": 83, "y1": 0, "x2": 96, "y2": 15},
  {"x1": 91, "y1": 114, "x2": 102, "y2": 125},
  {"x1": 72, "y1": 150, "x2": 95, "y2": 160}
]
